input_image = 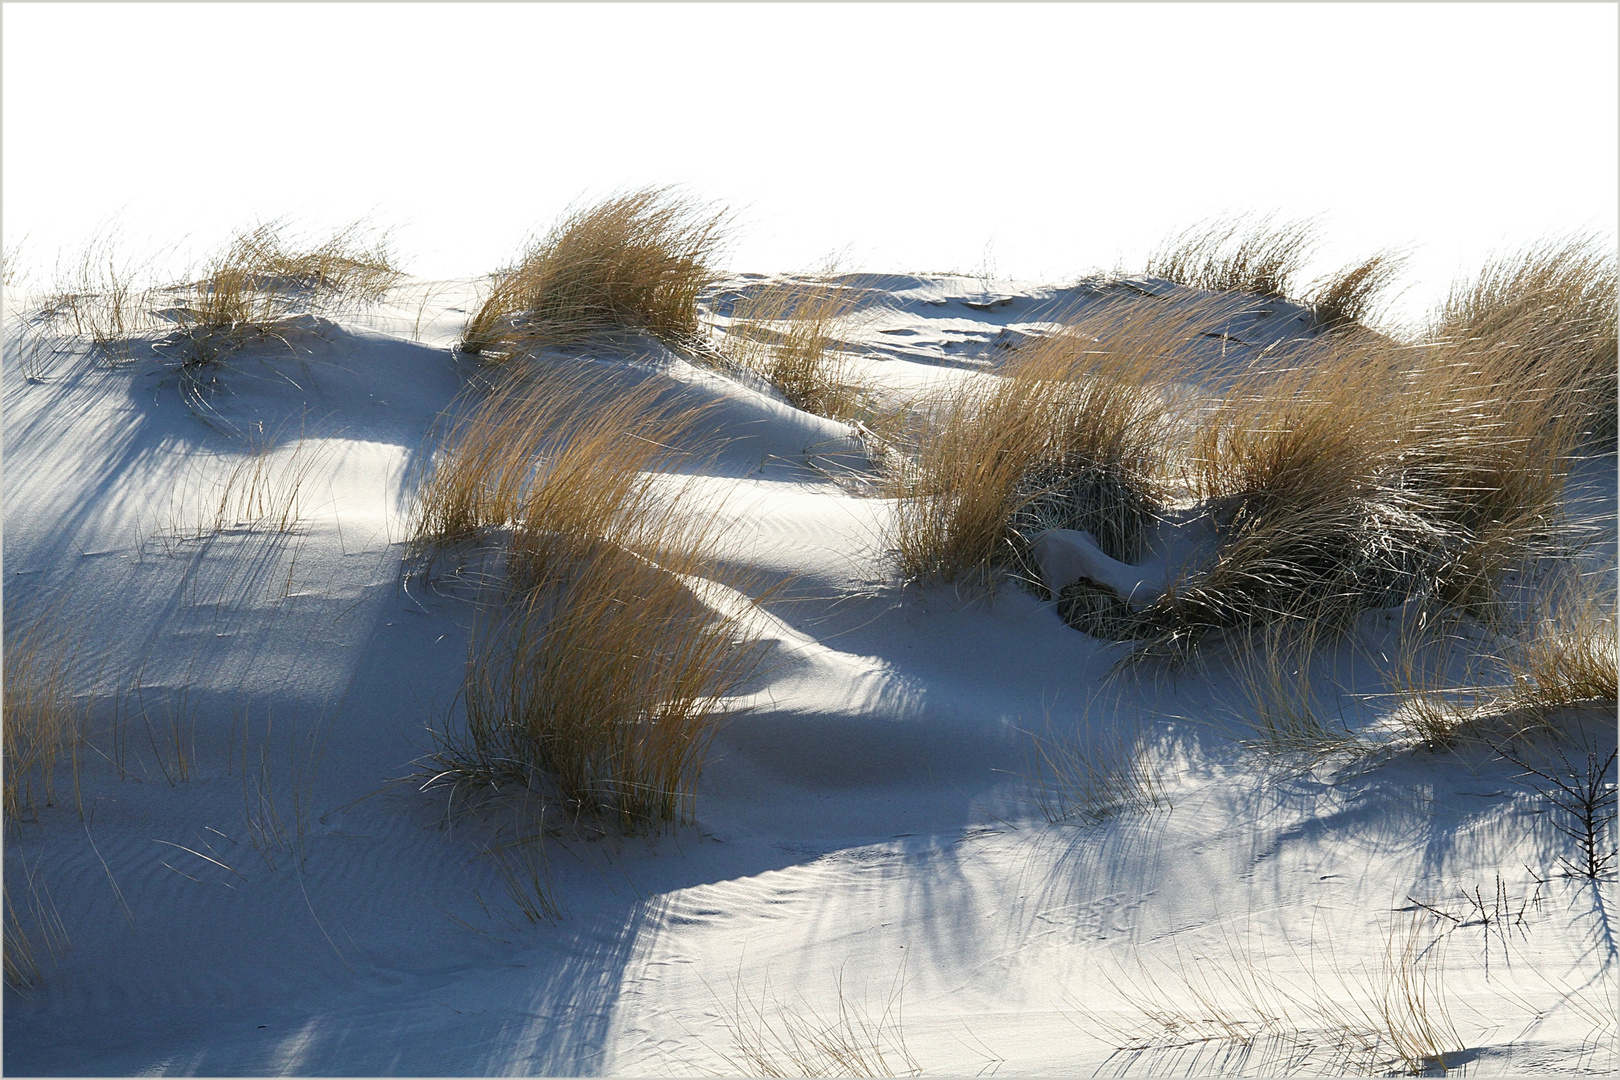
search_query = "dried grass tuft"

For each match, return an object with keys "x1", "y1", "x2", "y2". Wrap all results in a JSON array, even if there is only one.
[
  {"x1": 1503, "y1": 569, "x2": 1619, "y2": 716},
  {"x1": 1133, "y1": 334, "x2": 1415, "y2": 652},
  {"x1": 1023, "y1": 706, "x2": 1169, "y2": 823},
  {"x1": 2, "y1": 236, "x2": 24, "y2": 290},
  {"x1": 460, "y1": 186, "x2": 729, "y2": 360},
  {"x1": 415, "y1": 364, "x2": 766, "y2": 832},
  {"x1": 26, "y1": 221, "x2": 398, "y2": 371},
  {"x1": 1146, "y1": 215, "x2": 1318, "y2": 300},
  {"x1": 720, "y1": 273, "x2": 871, "y2": 420},
  {"x1": 3, "y1": 601, "x2": 85, "y2": 825},
  {"x1": 159, "y1": 434, "x2": 328, "y2": 543},
  {"x1": 1082, "y1": 915, "x2": 1466, "y2": 1076},
  {"x1": 887, "y1": 232, "x2": 1601, "y2": 666},
  {"x1": 161, "y1": 219, "x2": 399, "y2": 364},
  {"x1": 1227, "y1": 622, "x2": 1364, "y2": 759},
  {"x1": 445, "y1": 539, "x2": 762, "y2": 830},
  {"x1": 3, "y1": 859, "x2": 70, "y2": 991},
  {"x1": 1129, "y1": 321, "x2": 1589, "y2": 658},
  {"x1": 1395, "y1": 566, "x2": 1620, "y2": 748},
  {"x1": 1306, "y1": 251, "x2": 1406, "y2": 332},
  {"x1": 1430, "y1": 233, "x2": 1617, "y2": 446},
  {"x1": 1148, "y1": 215, "x2": 1405, "y2": 333},
  {"x1": 45, "y1": 231, "x2": 161, "y2": 362},
  {"x1": 409, "y1": 365, "x2": 704, "y2": 564},
  {"x1": 886, "y1": 298, "x2": 1197, "y2": 588}
]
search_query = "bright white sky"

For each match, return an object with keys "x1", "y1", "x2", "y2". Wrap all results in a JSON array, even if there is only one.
[{"x1": 4, "y1": 2, "x2": 1616, "y2": 329}]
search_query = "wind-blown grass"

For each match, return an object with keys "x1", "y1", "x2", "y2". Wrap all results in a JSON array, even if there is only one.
[
  {"x1": 1146, "y1": 215, "x2": 1319, "y2": 300},
  {"x1": 460, "y1": 186, "x2": 729, "y2": 360},
  {"x1": 1225, "y1": 621, "x2": 1365, "y2": 759},
  {"x1": 3, "y1": 859, "x2": 70, "y2": 991},
  {"x1": 27, "y1": 221, "x2": 398, "y2": 371},
  {"x1": 2, "y1": 236, "x2": 24, "y2": 290},
  {"x1": 1307, "y1": 251, "x2": 1406, "y2": 332},
  {"x1": 160, "y1": 434, "x2": 328, "y2": 544},
  {"x1": 1081, "y1": 915, "x2": 1467, "y2": 1076},
  {"x1": 415, "y1": 364, "x2": 765, "y2": 831},
  {"x1": 1124, "y1": 314, "x2": 1590, "y2": 657},
  {"x1": 720, "y1": 273, "x2": 871, "y2": 420},
  {"x1": 409, "y1": 365, "x2": 705, "y2": 566},
  {"x1": 1429, "y1": 233, "x2": 1617, "y2": 447},
  {"x1": 1023, "y1": 707, "x2": 1169, "y2": 823},
  {"x1": 886, "y1": 297, "x2": 1199, "y2": 587},
  {"x1": 1502, "y1": 569, "x2": 1619, "y2": 717},
  {"x1": 709, "y1": 965, "x2": 921, "y2": 1078},
  {"x1": 446, "y1": 537, "x2": 762, "y2": 830},
  {"x1": 160, "y1": 219, "x2": 399, "y2": 365},
  {"x1": 888, "y1": 231, "x2": 1603, "y2": 666},
  {"x1": 45, "y1": 231, "x2": 161, "y2": 363},
  {"x1": 1388, "y1": 564, "x2": 1619, "y2": 748},
  {"x1": 1131, "y1": 333, "x2": 1416, "y2": 652},
  {"x1": 1147, "y1": 215, "x2": 1405, "y2": 333},
  {"x1": 3, "y1": 601, "x2": 85, "y2": 825}
]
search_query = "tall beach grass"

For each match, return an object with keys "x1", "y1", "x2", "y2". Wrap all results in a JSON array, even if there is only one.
[
  {"x1": 886, "y1": 295, "x2": 1204, "y2": 587},
  {"x1": 459, "y1": 187, "x2": 729, "y2": 361},
  {"x1": 415, "y1": 364, "x2": 766, "y2": 831},
  {"x1": 719, "y1": 273, "x2": 872, "y2": 420},
  {"x1": 888, "y1": 226, "x2": 1611, "y2": 665},
  {"x1": 161, "y1": 219, "x2": 399, "y2": 364},
  {"x1": 3, "y1": 601, "x2": 85, "y2": 825}
]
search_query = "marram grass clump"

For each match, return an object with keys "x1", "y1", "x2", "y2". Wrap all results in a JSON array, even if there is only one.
[
  {"x1": 1428, "y1": 233, "x2": 1617, "y2": 446},
  {"x1": 163, "y1": 219, "x2": 399, "y2": 363},
  {"x1": 887, "y1": 296, "x2": 1202, "y2": 588},
  {"x1": 887, "y1": 233, "x2": 1607, "y2": 661},
  {"x1": 1146, "y1": 214, "x2": 1405, "y2": 332},
  {"x1": 414, "y1": 363, "x2": 764, "y2": 832},
  {"x1": 460, "y1": 186, "x2": 729, "y2": 361},
  {"x1": 446, "y1": 536, "x2": 762, "y2": 830},
  {"x1": 33, "y1": 220, "x2": 399, "y2": 368},
  {"x1": 719, "y1": 273, "x2": 871, "y2": 420}
]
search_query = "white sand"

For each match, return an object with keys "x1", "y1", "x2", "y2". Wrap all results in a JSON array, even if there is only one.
[{"x1": 3, "y1": 275, "x2": 1614, "y2": 1076}]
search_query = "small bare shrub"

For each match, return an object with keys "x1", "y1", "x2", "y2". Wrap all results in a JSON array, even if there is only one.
[
  {"x1": 1492, "y1": 737, "x2": 1617, "y2": 881},
  {"x1": 460, "y1": 187, "x2": 729, "y2": 360}
]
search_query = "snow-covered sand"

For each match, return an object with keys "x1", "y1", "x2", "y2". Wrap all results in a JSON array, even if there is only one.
[{"x1": 4, "y1": 274, "x2": 1615, "y2": 1076}]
